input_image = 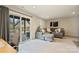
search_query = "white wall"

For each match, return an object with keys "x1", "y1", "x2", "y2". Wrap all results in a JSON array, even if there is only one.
[
  {"x1": 46, "y1": 16, "x2": 79, "y2": 37},
  {"x1": 30, "y1": 17, "x2": 46, "y2": 39},
  {"x1": 40, "y1": 19, "x2": 46, "y2": 28},
  {"x1": 59, "y1": 16, "x2": 79, "y2": 37},
  {"x1": 30, "y1": 17, "x2": 40, "y2": 39}
]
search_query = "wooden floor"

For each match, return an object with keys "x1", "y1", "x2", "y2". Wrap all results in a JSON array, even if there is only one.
[{"x1": 0, "y1": 39, "x2": 17, "y2": 53}]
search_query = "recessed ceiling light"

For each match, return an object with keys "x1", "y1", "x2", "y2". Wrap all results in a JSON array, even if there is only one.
[
  {"x1": 33, "y1": 6, "x2": 36, "y2": 8},
  {"x1": 72, "y1": 11, "x2": 75, "y2": 15}
]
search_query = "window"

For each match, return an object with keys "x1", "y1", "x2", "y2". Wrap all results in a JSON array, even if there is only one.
[
  {"x1": 50, "y1": 22, "x2": 52, "y2": 26},
  {"x1": 53, "y1": 21, "x2": 58, "y2": 27}
]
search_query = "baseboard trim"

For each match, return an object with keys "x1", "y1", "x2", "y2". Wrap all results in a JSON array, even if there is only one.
[{"x1": 65, "y1": 35, "x2": 79, "y2": 38}]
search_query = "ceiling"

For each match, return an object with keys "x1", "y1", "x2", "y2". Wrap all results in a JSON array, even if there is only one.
[{"x1": 7, "y1": 5, "x2": 79, "y2": 20}]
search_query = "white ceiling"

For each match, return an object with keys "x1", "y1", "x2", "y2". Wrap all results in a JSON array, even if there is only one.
[{"x1": 7, "y1": 5, "x2": 79, "y2": 20}]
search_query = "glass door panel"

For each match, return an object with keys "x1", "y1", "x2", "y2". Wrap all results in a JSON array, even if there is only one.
[
  {"x1": 9, "y1": 15, "x2": 20, "y2": 46},
  {"x1": 9, "y1": 15, "x2": 14, "y2": 43},
  {"x1": 9, "y1": 15, "x2": 30, "y2": 44},
  {"x1": 21, "y1": 17, "x2": 30, "y2": 41}
]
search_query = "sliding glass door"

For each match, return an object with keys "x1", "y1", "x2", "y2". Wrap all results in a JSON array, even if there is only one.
[
  {"x1": 21, "y1": 17, "x2": 30, "y2": 41},
  {"x1": 9, "y1": 15, "x2": 30, "y2": 44},
  {"x1": 9, "y1": 15, "x2": 20, "y2": 45}
]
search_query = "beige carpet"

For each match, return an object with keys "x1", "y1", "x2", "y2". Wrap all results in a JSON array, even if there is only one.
[
  {"x1": 54, "y1": 37, "x2": 79, "y2": 47},
  {"x1": 73, "y1": 41, "x2": 79, "y2": 47},
  {"x1": 19, "y1": 37, "x2": 79, "y2": 53},
  {"x1": 54, "y1": 37, "x2": 77, "y2": 43}
]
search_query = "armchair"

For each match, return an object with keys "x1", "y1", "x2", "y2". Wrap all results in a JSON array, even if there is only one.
[
  {"x1": 35, "y1": 26, "x2": 54, "y2": 41},
  {"x1": 54, "y1": 28, "x2": 65, "y2": 38}
]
